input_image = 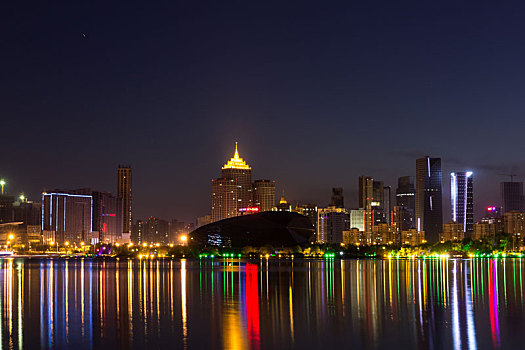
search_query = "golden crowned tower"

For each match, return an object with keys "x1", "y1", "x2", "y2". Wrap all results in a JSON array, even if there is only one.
[{"x1": 211, "y1": 143, "x2": 253, "y2": 222}]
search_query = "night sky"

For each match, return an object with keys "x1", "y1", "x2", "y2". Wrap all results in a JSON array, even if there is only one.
[{"x1": 2, "y1": 1, "x2": 525, "y2": 222}]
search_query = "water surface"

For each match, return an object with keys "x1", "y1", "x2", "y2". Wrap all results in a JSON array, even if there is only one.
[{"x1": 0, "y1": 258, "x2": 523, "y2": 349}]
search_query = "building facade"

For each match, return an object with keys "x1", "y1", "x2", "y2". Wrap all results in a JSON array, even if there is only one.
[
  {"x1": 401, "y1": 229, "x2": 425, "y2": 246},
  {"x1": 92, "y1": 191, "x2": 123, "y2": 244},
  {"x1": 118, "y1": 165, "x2": 132, "y2": 235},
  {"x1": 415, "y1": 156, "x2": 443, "y2": 243},
  {"x1": 42, "y1": 192, "x2": 93, "y2": 244},
  {"x1": 317, "y1": 207, "x2": 349, "y2": 244},
  {"x1": 450, "y1": 171, "x2": 474, "y2": 236},
  {"x1": 253, "y1": 180, "x2": 275, "y2": 211},
  {"x1": 330, "y1": 187, "x2": 344, "y2": 208},
  {"x1": 501, "y1": 182, "x2": 524, "y2": 213},
  {"x1": 396, "y1": 176, "x2": 415, "y2": 210},
  {"x1": 441, "y1": 222, "x2": 464, "y2": 242}
]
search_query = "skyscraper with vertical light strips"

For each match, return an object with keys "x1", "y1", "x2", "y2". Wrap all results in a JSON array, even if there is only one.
[
  {"x1": 415, "y1": 156, "x2": 443, "y2": 243},
  {"x1": 451, "y1": 171, "x2": 474, "y2": 236}
]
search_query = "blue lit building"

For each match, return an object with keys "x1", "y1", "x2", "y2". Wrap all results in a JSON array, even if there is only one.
[{"x1": 451, "y1": 171, "x2": 474, "y2": 236}]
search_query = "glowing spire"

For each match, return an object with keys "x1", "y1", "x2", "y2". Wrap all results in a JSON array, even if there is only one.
[{"x1": 223, "y1": 142, "x2": 251, "y2": 170}]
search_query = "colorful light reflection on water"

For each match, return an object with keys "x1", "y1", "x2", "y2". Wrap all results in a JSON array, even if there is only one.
[{"x1": 0, "y1": 258, "x2": 523, "y2": 349}]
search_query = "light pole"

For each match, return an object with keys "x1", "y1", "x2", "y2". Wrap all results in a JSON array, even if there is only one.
[{"x1": 0, "y1": 180, "x2": 5, "y2": 195}]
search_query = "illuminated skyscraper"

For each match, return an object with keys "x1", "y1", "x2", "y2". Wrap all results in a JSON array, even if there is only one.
[
  {"x1": 212, "y1": 143, "x2": 253, "y2": 222},
  {"x1": 221, "y1": 143, "x2": 252, "y2": 208},
  {"x1": 118, "y1": 165, "x2": 132, "y2": 235},
  {"x1": 415, "y1": 156, "x2": 443, "y2": 243},
  {"x1": 253, "y1": 180, "x2": 275, "y2": 211},
  {"x1": 450, "y1": 171, "x2": 474, "y2": 236}
]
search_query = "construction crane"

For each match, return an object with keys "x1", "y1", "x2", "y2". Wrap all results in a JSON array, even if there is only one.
[{"x1": 500, "y1": 174, "x2": 518, "y2": 182}]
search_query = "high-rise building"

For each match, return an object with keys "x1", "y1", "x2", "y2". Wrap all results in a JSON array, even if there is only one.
[
  {"x1": 415, "y1": 156, "x2": 443, "y2": 243},
  {"x1": 220, "y1": 143, "x2": 252, "y2": 208},
  {"x1": 330, "y1": 187, "x2": 344, "y2": 208},
  {"x1": 501, "y1": 182, "x2": 524, "y2": 213},
  {"x1": 42, "y1": 191, "x2": 92, "y2": 245},
  {"x1": 395, "y1": 176, "x2": 415, "y2": 210},
  {"x1": 92, "y1": 191, "x2": 123, "y2": 244},
  {"x1": 118, "y1": 165, "x2": 132, "y2": 235},
  {"x1": 253, "y1": 180, "x2": 275, "y2": 212},
  {"x1": 317, "y1": 207, "x2": 349, "y2": 244},
  {"x1": 358, "y1": 176, "x2": 374, "y2": 208},
  {"x1": 211, "y1": 143, "x2": 255, "y2": 222},
  {"x1": 211, "y1": 177, "x2": 239, "y2": 222},
  {"x1": 450, "y1": 171, "x2": 474, "y2": 236},
  {"x1": 358, "y1": 176, "x2": 386, "y2": 224},
  {"x1": 383, "y1": 186, "x2": 391, "y2": 225}
]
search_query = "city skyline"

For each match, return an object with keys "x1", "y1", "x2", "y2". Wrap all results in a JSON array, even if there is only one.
[{"x1": 0, "y1": 146, "x2": 522, "y2": 223}]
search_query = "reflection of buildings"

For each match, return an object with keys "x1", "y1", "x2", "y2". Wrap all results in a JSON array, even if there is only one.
[{"x1": 0, "y1": 257, "x2": 518, "y2": 349}]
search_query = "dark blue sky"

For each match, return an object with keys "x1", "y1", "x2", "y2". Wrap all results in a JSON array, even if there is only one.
[{"x1": 2, "y1": 1, "x2": 525, "y2": 222}]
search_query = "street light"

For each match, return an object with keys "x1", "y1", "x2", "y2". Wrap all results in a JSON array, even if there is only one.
[
  {"x1": 0, "y1": 180, "x2": 5, "y2": 195},
  {"x1": 19, "y1": 194, "x2": 25, "y2": 202}
]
